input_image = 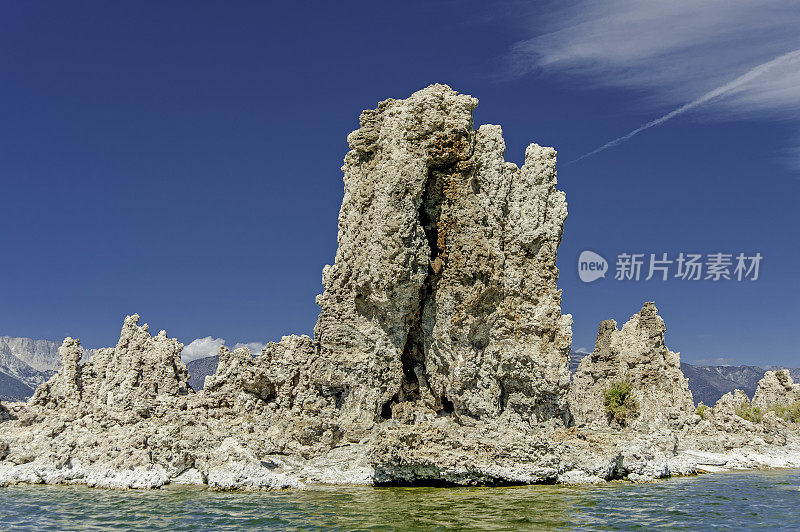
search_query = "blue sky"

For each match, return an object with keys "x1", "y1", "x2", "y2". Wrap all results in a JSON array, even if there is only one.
[{"x1": 1, "y1": 1, "x2": 798, "y2": 366}]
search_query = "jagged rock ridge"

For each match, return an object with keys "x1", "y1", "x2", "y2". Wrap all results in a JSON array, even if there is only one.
[
  {"x1": 752, "y1": 370, "x2": 800, "y2": 411},
  {"x1": 312, "y1": 84, "x2": 572, "y2": 439},
  {"x1": 0, "y1": 336, "x2": 97, "y2": 399},
  {"x1": 0, "y1": 84, "x2": 798, "y2": 489},
  {"x1": 189, "y1": 353, "x2": 787, "y2": 411},
  {"x1": 569, "y1": 303, "x2": 695, "y2": 429},
  {"x1": 0, "y1": 84, "x2": 576, "y2": 488}
]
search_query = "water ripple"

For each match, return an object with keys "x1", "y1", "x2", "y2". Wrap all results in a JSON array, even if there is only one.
[{"x1": 0, "y1": 470, "x2": 798, "y2": 530}]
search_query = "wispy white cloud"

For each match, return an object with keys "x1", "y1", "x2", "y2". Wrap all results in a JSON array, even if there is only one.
[
  {"x1": 571, "y1": 50, "x2": 800, "y2": 162},
  {"x1": 574, "y1": 347, "x2": 590, "y2": 354},
  {"x1": 180, "y1": 337, "x2": 265, "y2": 362},
  {"x1": 181, "y1": 336, "x2": 226, "y2": 362},
  {"x1": 511, "y1": 0, "x2": 800, "y2": 160},
  {"x1": 233, "y1": 341, "x2": 266, "y2": 355}
]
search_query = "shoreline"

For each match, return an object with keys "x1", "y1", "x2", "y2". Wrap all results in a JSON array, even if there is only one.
[
  {"x1": 2, "y1": 462, "x2": 799, "y2": 492},
  {"x1": 2, "y1": 441, "x2": 799, "y2": 491}
]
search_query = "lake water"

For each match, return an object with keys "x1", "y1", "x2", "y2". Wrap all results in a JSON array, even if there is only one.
[{"x1": 1, "y1": 469, "x2": 798, "y2": 530}]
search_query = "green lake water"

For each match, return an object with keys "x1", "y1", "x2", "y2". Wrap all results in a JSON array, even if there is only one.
[{"x1": 1, "y1": 469, "x2": 798, "y2": 530}]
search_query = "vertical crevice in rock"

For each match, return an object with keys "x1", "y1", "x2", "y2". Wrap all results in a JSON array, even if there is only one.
[
  {"x1": 317, "y1": 85, "x2": 572, "y2": 437},
  {"x1": 388, "y1": 134, "x2": 473, "y2": 417},
  {"x1": 398, "y1": 170, "x2": 442, "y2": 404},
  {"x1": 389, "y1": 173, "x2": 442, "y2": 414}
]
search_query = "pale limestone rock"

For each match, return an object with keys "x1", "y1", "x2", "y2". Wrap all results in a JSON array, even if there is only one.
[
  {"x1": 171, "y1": 467, "x2": 205, "y2": 485},
  {"x1": 82, "y1": 465, "x2": 170, "y2": 490},
  {"x1": 180, "y1": 83, "x2": 574, "y2": 485},
  {"x1": 205, "y1": 438, "x2": 303, "y2": 490},
  {"x1": 569, "y1": 302, "x2": 695, "y2": 429},
  {"x1": 88, "y1": 315, "x2": 189, "y2": 418},
  {"x1": 296, "y1": 444, "x2": 375, "y2": 485},
  {"x1": 30, "y1": 337, "x2": 83, "y2": 408},
  {"x1": 1, "y1": 84, "x2": 798, "y2": 490},
  {"x1": 752, "y1": 370, "x2": 800, "y2": 411},
  {"x1": 199, "y1": 335, "x2": 342, "y2": 458},
  {"x1": 557, "y1": 470, "x2": 606, "y2": 485},
  {"x1": 30, "y1": 315, "x2": 190, "y2": 420},
  {"x1": 314, "y1": 83, "x2": 571, "y2": 442},
  {"x1": 559, "y1": 303, "x2": 798, "y2": 482},
  {"x1": 684, "y1": 389, "x2": 790, "y2": 452},
  {"x1": 0, "y1": 316, "x2": 198, "y2": 488},
  {"x1": 370, "y1": 419, "x2": 568, "y2": 485},
  {"x1": 714, "y1": 389, "x2": 751, "y2": 419},
  {"x1": 0, "y1": 463, "x2": 42, "y2": 486}
]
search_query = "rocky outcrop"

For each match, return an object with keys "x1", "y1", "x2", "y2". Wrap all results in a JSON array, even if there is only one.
[
  {"x1": 30, "y1": 315, "x2": 189, "y2": 421},
  {"x1": 199, "y1": 335, "x2": 342, "y2": 458},
  {"x1": 0, "y1": 84, "x2": 582, "y2": 489},
  {"x1": 569, "y1": 303, "x2": 695, "y2": 429},
  {"x1": 752, "y1": 370, "x2": 800, "y2": 411},
  {"x1": 313, "y1": 84, "x2": 572, "y2": 441},
  {"x1": 566, "y1": 306, "x2": 800, "y2": 476},
  {"x1": 0, "y1": 335, "x2": 98, "y2": 399},
  {"x1": 30, "y1": 338, "x2": 83, "y2": 409},
  {"x1": 204, "y1": 438, "x2": 302, "y2": 490},
  {"x1": 0, "y1": 84, "x2": 798, "y2": 490},
  {"x1": 684, "y1": 389, "x2": 791, "y2": 457},
  {"x1": 682, "y1": 370, "x2": 800, "y2": 457}
]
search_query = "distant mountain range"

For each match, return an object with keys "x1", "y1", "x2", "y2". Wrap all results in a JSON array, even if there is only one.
[
  {"x1": 0, "y1": 336, "x2": 796, "y2": 408},
  {"x1": 0, "y1": 336, "x2": 95, "y2": 401},
  {"x1": 186, "y1": 355, "x2": 219, "y2": 391},
  {"x1": 679, "y1": 364, "x2": 764, "y2": 406}
]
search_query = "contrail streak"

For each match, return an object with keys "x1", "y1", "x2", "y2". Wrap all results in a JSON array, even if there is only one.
[{"x1": 570, "y1": 48, "x2": 800, "y2": 163}]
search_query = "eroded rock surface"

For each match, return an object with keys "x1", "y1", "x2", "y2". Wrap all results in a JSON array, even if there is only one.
[
  {"x1": 752, "y1": 370, "x2": 800, "y2": 411},
  {"x1": 0, "y1": 84, "x2": 798, "y2": 490},
  {"x1": 566, "y1": 304, "x2": 800, "y2": 477},
  {"x1": 684, "y1": 388, "x2": 792, "y2": 458},
  {"x1": 0, "y1": 84, "x2": 577, "y2": 489},
  {"x1": 313, "y1": 84, "x2": 572, "y2": 441},
  {"x1": 569, "y1": 303, "x2": 695, "y2": 429}
]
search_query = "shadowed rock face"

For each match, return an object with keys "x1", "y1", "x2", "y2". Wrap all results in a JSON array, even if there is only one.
[
  {"x1": 313, "y1": 84, "x2": 572, "y2": 437},
  {"x1": 569, "y1": 302, "x2": 695, "y2": 429}
]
